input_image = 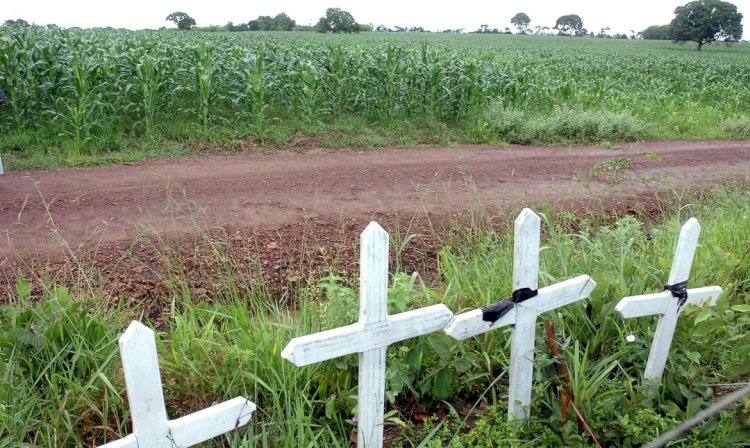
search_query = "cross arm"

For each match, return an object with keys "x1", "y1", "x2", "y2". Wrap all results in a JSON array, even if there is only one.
[
  {"x1": 616, "y1": 286, "x2": 723, "y2": 319},
  {"x1": 683, "y1": 286, "x2": 723, "y2": 307},
  {"x1": 282, "y1": 304, "x2": 453, "y2": 366},
  {"x1": 529, "y1": 275, "x2": 596, "y2": 315},
  {"x1": 443, "y1": 307, "x2": 516, "y2": 340},
  {"x1": 98, "y1": 398, "x2": 255, "y2": 448},
  {"x1": 616, "y1": 291, "x2": 671, "y2": 318},
  {"x1": 444, "y1": 275, "x2": 595, "y2": 340},
  {"x1": 170, "y1": 397, "x2": 256, "y2": 446},
  {"x1": 99, "y1": 435, "x2": 137, "y2": 448}
]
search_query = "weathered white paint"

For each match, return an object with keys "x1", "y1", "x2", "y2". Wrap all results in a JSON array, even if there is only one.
[
  {"x1": 280, "y1": 305, "x2": 455, "y2": 366},
  {"x1": 615, "y1": 219, "x2": 722, "y2": 382},
  {"x1": 98, "y1": 321, "x2": 256, "y2": 448},
  {"x1": 444, "y1": 209, "x2": 596, "y2": 421},
  {"x1": 616, "y1": 287, "x2": 722, "y2": 319},
  {"x1": 281, "y1": 222, "x2": 453, "y2": 448},
  {"x1": 667, "y1": 218, "x2": 700, "y2": 286},
  {"x1": 444, "y1": 276, "x2": 595, "y2": 340}
]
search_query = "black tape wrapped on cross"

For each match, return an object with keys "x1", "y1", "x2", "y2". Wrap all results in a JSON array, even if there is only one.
[
  {"x1": 481, "y1": 287, "x2": 538, "y2": 323},
  {"x1": 664, "y1": 280, "x2": 688, "y2": 308}
]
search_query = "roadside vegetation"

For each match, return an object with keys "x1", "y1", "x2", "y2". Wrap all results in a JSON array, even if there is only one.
[
  {"x1": 1, "y1": 26, "x2": 749, "y2": 169},
  {"x1": 1, "y1": 187, "x2": 749, "y2": 446}
]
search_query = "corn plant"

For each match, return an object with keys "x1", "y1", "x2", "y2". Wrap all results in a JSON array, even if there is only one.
[
  {"x1": 0, "y1": 29, "x2": 42, "y2": 129},
  {"x1": 52, "y1": 54, "x2": 104, "y2": 149},
  {"x1": 127, "y1": 47, "x2": 170, "y2": 135},
  {"x1": 228, "y1": 48, "x2": 268, "y2": 134},
  {"x1": 296, "y1": 62, "x2": 323, "y2": 124},
  {"x1": 193, "y1": 42, "x2": 218, "y2": 133}
]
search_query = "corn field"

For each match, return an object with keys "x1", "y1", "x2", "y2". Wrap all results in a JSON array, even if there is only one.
[{"x1": 1, "y1": 26, "x2": 750, "y2": 147}]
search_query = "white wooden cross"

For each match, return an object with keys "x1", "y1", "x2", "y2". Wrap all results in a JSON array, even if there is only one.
[
  {"x1": 615, "y1": 218, "x2": 722, "y2": 382},
  {"x1": 99, "y1": 321, "x2": 256, "y2": 448},
  {"x1": 444, "y1": 208, "x2": 596, "y2": 421},
  {"x1": 281, "y1": 222, "x2": 453, "y2": 448}
]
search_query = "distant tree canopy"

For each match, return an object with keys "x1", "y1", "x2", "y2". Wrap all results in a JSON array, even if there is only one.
[
  {"x1": 223, "y1": 13, "x2": 296, "y2": 32},
  {"x1": 316, "y1": 8, "x2": 359, "y2": 33},
  {"x1": 226, "y1": 21, "x2": 248, "y2": 32},
  {"x1": 4, "y1": 19, "x2": 31, "y2": 27},
  {"x1": 271, "y1": 13, "x2": 296, "y2": 31},
  {"x1": 670, "y1": 0, "x2": 743, "y2": 50},
  {"x1": 511, "y1": 13, "x2": 531, "y2": 34},
  {"x1": 639, "y1": 25, "x2": 672, "y2": 40},
  {"x1": 475, "y1": 24, "x2": 499, "y2": 34},
  {"x1": 555, "y1": 14, "x2": 584, "y2": 36},
  {"x1": 166, "y1": 12, "x2": 196, "y2": 30}
]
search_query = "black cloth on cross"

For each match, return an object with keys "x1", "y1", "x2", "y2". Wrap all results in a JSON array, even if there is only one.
[
  {"x1": 664, "y1": 280, "x2": 688, "y2": 308},
  {"x1": 481, "y1": 287, "x2": 538, "y2": 323}
]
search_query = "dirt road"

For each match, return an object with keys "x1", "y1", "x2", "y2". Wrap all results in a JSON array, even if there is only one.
[{"x1": 1, "y1": 141, "x2": 748, "y2": 256}]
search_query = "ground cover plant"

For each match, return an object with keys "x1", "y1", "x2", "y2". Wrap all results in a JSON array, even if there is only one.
[
  {"x1": 1, "y1": 28, "x2": 750, "y2": 168},
  {"x1": 1, "y1": 187, "x2": 749, "y2": 447}
]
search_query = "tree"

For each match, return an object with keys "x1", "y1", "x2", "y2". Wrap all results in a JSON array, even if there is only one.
[
  {"x1": 554, "y1": 14, "x2": 583, "y2": 36},
  {"x1": 256, "y1": 16, "x2": 274, "y2": 31},
  {"x1": 4, "y1": 19, "x2": 30, "y2": 27},
  {"x1": 510, "y1": 13, "x2": 531, "y2": 34},
  {"x1": 166, "y1": 12, "x2": 196, "y2": 30},
  {"x1": 474, "y1": 24, "x2": 500, "y2": 34},
  {"x1": 226, "y1": 21, "x2": 249, "y2": 32},
  {"x1": 639, "y1": 25, "x2": 672, "y2": 40},
  {"x1": 273, "y1": 12, "x2": 296, "y2": 31},
  {"x1": 670, "y1": 0, "x2": 743, "y2": 50},
  {"x1": 315, "y1": 8, "x2": 359, "y2": 33}
]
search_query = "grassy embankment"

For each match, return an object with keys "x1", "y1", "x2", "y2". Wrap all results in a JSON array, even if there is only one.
[{"x1": 1, "y1": 187, "x2": 749, "y2": 447}]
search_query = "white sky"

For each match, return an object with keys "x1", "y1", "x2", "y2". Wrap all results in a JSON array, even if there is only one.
[{"x1": 2, "y1": 0, "x2": 749, "y2": 35}]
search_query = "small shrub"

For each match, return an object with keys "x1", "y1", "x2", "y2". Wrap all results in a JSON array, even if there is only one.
[
  {"x1": 524, "y1": 106, "x2": 646, "y2": 144},
  {"x1": 721, "y1": 116, "x2": 750, "y2": 138},
  {"x1": 482, "y1": 103, "x2": 524, "y2": 140},
  {"x1": 481, "y1": 102, "x2": 646, "y2": 145}
]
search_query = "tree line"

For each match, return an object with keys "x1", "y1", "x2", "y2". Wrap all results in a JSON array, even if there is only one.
[
  {"x1": 4, "y1": 0, "x2": 743, "y2": 51},
  {"x1": 165, "y1": 8, "x2": 370, "y2": 33},
  {"x1": 485, "y1": 0, "x2": 743, "y2": 49}
]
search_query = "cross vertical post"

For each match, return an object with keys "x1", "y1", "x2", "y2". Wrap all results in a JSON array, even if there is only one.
[
  {"x1": 99, "y1": 321, "x2": 256, "y2": 448},
  {"x1": 444, "y1": 208, "x2": 596, "y2": 421},
  {"x1": 358, "y1": 223, "x2": 389, "y2": 448},
  {"x1": 119, "y1": 322, "x2": 171, "y2": 447},
  {"x1": 615, "y1": 218, "x2": 722, "y2": 383},
  {"x1": 281, "y1": 222, "x2": 454, "y2": 448},
  {"x1": 508, "y1": 208, "x2": 541, "y2": 420}
]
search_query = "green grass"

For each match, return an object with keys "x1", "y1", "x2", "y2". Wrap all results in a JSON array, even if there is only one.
[
  {"x1": 478, "y1": 104, "x2": 647, "y2": 144},
  {"x1": 1, "y1": 28, "x2": 750, "y2": 169},
  {"x1": 1, "y1": 187, "x2": 749, "y2": 446}
]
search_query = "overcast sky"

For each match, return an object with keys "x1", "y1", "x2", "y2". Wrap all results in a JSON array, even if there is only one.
[{"x1": 3, "y1": 0, "x2": 749, "y2": 35}]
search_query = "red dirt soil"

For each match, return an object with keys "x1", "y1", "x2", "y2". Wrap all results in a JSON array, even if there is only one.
[{"x1": 1, "y1": 141, "x2": 748, "y2": 304}]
